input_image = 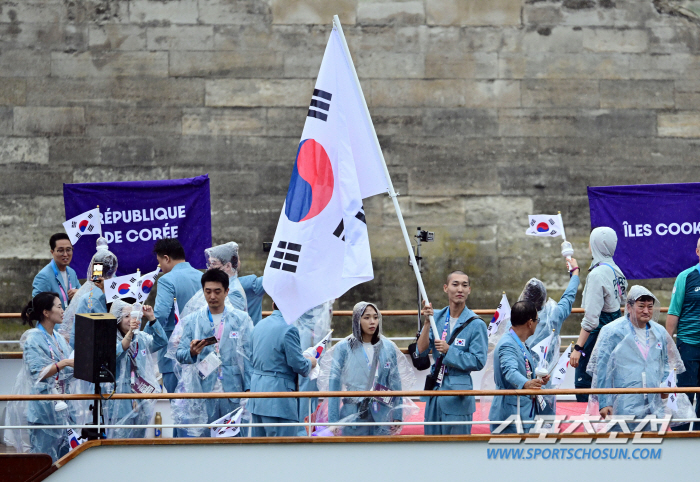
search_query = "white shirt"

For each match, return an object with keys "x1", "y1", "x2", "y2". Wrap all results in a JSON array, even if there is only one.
[
  {"x1": 362, "y1": 342, "x2": 375, "y2": 363},
  {"x1": 211, "y1": 312, "x2": 224, "y2": 332},
  {"x1": 60, "y1": 270, "x2": 68, "y2": 289},
  {"x1": 449, "y1": 316, "x2": 460, "y2": 334}
]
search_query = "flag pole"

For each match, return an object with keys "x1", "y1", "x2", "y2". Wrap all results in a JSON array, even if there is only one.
[{"x1": 332, "y1": 15, "x2": 440, "y2": 339}]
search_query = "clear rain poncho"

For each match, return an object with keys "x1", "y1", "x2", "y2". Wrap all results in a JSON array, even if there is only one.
[
  {"x1": 104, "y1": 300, "x2": 167, "y2": 439},
  {"x1": 59, "y1": 237, "x2": 118, "y2": 347},
  {"x1": 586, "y1": 285, "x2": 694, "y2": 425},
  {"x1": 171, "y1": 305, "x2": 254, "y2": 437},
  {"x1": 318, "y1": 302, "x2": 418, "y2": 436},
  {"x1": 481, "y1": 280, "x2": 565, "y2": 421},
  {"x1": 179, "y1": 242, "x2": 247, "y2": 319},
  {"x1": 4, "y1": 326, "x2": 89, "y2": 461}
]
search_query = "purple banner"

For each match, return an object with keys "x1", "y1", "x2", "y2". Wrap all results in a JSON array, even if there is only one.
[
  {"x1": 588, "y1": 183, "x2": 700, "y2": 279},
  {"x1": 63, "y1": 175, "x2": 211, "y2": 278}
]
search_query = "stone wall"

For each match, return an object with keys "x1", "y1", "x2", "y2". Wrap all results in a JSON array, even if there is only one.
[{"x1": 1, "y1": 0, "x2": 699, "y2": 329}]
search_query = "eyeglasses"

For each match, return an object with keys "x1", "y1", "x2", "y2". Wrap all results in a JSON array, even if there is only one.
[{"x1": 54, "y1": 248, "x2": 73, "y2": 254}]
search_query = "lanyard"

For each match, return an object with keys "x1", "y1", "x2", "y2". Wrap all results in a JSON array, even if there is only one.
[
  {"x1": 441, "y1": 308, "x2": 451, "y2": 341},
  {"x1": 207, "y1": 308, "x2": 226, "y2": 353},
  {"x1": 509, "y1": 329, "x2": 532, "y2": 380},
  {"x1": 629, "y1": 318, "x2": 651, "y2": 354},
  {"x1": 38, "y1": 324, "x2": 64, "y2": 390},
  {"x1": 50, "y1": 260, "x2": 73, "y2": 308}
]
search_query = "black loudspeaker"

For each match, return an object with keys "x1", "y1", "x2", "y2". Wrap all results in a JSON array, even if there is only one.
[{"x1": 74, "y1": 313, "x2": 117, "y2": 383}]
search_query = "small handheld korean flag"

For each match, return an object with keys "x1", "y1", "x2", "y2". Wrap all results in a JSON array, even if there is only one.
[
  {"x1": 173, "y1": 297, "x2": 181, "y2": 325},
  {"x1": 263, "y1": 24, "x2": 389, "y2": 323},
  {"x1": 525, "y1": 214, "x2": 564, "y2": 238},
  {"x1": 531, "y1": 329, "x2": 555, "y2": 369},
  {"x1": 664, "y1": 369, "x2": 678, "y2": 411},
  {"x1": 104, "y1": 271, "x2": 140, "y2": 301},
  {"x1": 487, "y1": 293, "x2": 510, "y2": 338},
  {"x1": 135, "y1": 267, "x2": 160, "y2": 303},
  {"x1": 63, "y1": 207, "x2": 101, "y2": 245},
  {"x1": 66, "y1": 427, "x2": 86, "y2": 451},
  {"x1": 211, "y1": 406, "x2": 244, "y2": 438},
  {"x1": 303, "y1": 330, "x2": 333, "y2": 380},
  {"x1": 551, "y1": 343, "x2": 573, "y2": 386}
]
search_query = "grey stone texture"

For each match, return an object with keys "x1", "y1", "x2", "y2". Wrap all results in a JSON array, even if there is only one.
[{"x1": 0, "y1": 0, "x2": 696, "y2": 332}]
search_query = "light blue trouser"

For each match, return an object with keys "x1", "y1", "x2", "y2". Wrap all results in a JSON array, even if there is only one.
[
  {"x1": 251, "y1": 414, "x2": 298, "y2": 437},
  {"x1": 424, "y1": 398, "x2": 473, "y2": 435},
  {"x1": 30, "y1": 423, "x2": 69, "y2": 462}
]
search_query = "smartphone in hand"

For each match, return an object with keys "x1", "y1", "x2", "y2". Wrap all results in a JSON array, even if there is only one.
[{"x1": 202, "y1": 336, "x2": 217, "y2": 346}]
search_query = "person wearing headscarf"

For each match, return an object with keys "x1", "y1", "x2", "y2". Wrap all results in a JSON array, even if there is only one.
[
  {"x1": 173, "y1": 269, "x2": 254, "y2": 437},
  {"x1": 105, "y1": 300, "x2": 167, "y2": 439},
  {"x1": 59, "y1": 237, "x2": 118, "y2": 349},
  {"x1": 481, "y1": 258, "x2": 580, "y2": 418},
  {"x1": 569, "y1": 227, "x2": 628, "y2": 402},
  {"x1": 587, "y1": 286, "x2": 694, "y2": 426},
  {"x1": 417, "y1": 271, "x2": 488, "y2": 435},
  {"x1": 318, "y1": 302, "x2": 416, "y2": 436},
  {"x1": 5, "y1": 293, "x2": 78, "y2": 462}
]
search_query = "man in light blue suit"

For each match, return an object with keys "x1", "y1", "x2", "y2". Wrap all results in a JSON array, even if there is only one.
[
  {"x1": 32, "y1": 233, "x2": 81, "y2": 310},
  {"x1": 490, "y1": 300, "x2": 550, "y2": 434},
  {"x1": 417, "y1": 271, "x2": 488, "y2": 435},
  {"x1": 152, "y1": 238, "x2": 202, "y2": 395},
  {"x1": 248, "y1": 305, "x2": 316, "y2": 437},
  {"x1": 239, "y1": 274, "x2": 265, "y2": 325}
]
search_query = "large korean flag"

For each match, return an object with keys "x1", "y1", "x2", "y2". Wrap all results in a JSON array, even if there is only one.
[{"x1": 263, "y1": 26, "x2": 389, "y2": 324}]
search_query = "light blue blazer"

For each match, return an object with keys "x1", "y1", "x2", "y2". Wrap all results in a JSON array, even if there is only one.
[
  {"x1": 32, "y1": 261, "x2": 81, "y2": 309},
  {"x1": 489, "y1": 332, "x2": 538, "y2": 429},
  {"x1": 153, "y1": 262, "x2": 202, "y2": 373},
  {"x1": 247, "y1": 311, "x2": 311, "y2": 421},
  {"x1": 419, "y1": 306, "x2": 488, "y2": 415}
]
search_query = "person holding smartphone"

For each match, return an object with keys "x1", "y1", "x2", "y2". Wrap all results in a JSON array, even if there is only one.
[
  {"x1": 32, "y1": 233, "x2": 81, "y2": 310},
  {"x1": 174, "y1": 269, "x2": 254, "y2": 437}
]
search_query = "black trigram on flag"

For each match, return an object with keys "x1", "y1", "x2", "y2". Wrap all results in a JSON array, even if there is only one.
[
  {"x1": 333, "y1": 207, "x2": 366, "y2": 241},
  {"x1": 270, "y1": 241, "x2": 302, "y2": 273},
  {"x1": 111, "y1": 294, "x2": 119, "y2": 300},
  {"x1": 88, "y1": 213, "x2": 93, "y2": 219},
  {"x1": 129, "y1": 276, "x2": 137, "y2": 283},
  {"x1": 307, "y1": 88, "x2": 332, "y2": 122},
  {"x1": 71, "y1": 221, "x2": 77, "y2": 228},
  {"x1": 110, "y1": 281, "x2": 118, "y2": 289},
  {"x1": 87, "y1": 224, "x2": 95, "y2": 232}
]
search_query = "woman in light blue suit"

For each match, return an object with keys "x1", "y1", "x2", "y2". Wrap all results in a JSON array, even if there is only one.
[
  {"x1": 106, "y1": 300, "x2": 168, "y2": 439},
  {"x1": 5, "y1": 293, "x2": 78, "y2": 462},
  {"x1": 320, "y1": 302, "x2": 416, "y2": 436}
]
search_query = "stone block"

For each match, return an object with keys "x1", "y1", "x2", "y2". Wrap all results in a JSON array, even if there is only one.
[
  {"x1": 14, "y1": 107, "x2": 85, "y2": 136},
  {"x1": 198, "y1": 0, "x2": 272, "y2": 25},
  {"x1": 265, "y1": 107, "x2": 307, "y2": 137},
  {"x1": 426, "y1": 0, "x2": 521, "y2": 26},
  {"x1": 501, "y1": 26, "x2": 584, "y2": 54},
  {"x1": 463, "y1": 196, "x2": 533, "y2": 227},
  {"x1": 0, "y1": 22, "x2": 88, "y2": 52},
  {"x1": 181, "y1": 108, "x2": 267, "y2": 136},
  {"x1": 154, "y1": 135, "x2": 297, "y2": 166},
  {"x1": 600, "y1": 80, "x2": 674, "y2": 109},
  {"x1": 658, "y1": 113, "x2": 700, "y2": 138},
  {"x1": 129, "y1": 0, "x2": 199, "y2": 24},
  {"x1": 85, "y1": 107, "x2": 182, "y2": 136},
  {"x1": 0, "y1": 79, "x2": 26, "y2": 106},
  {"x1": 212, "y1": 24, "x2": 277, "y2": 51},
  {"x1": 51, "y1": 52, "x2": 169, "y2": 78},
  {"x1": 0, "y1": 107, "x2": 11, "y2": 135},
  {"x1": 426, "y1": 26, "x2": 502, "y2": 55},
  {"x1": 498, "y1": 109, "x2": 657, "y2": 138},
  {"x1": 407, "y1": 162, "x2": 500, "y2": 196},
  {"x1": 523, "y1": 4, "x2": 564, "y2": 25},
  {"x1": 170, "y1": 51, "x2": 284, "y2": 77},
  {"x1": 499, "y1": 53, "x2": 629, "y2": 79},
  {"x1": 674, "y1": 80, "x2": 700, "y2": 110},
  {"x1": 100, "y1": 137, "x2": 155, "y2": 165},
  {"x1": 269, "y1": 0, "x2": 357, "y2": 25},
  {"x1": 629, "y1": 54, "x2": 700, "y2": 80},
  {"x1": 0, "y1": 2, "x2": 71, "y2": 23},
  {"x1": 521, "y1": 80, "x2": 599, "y2": 108},
  {"x1": 205, "y1": 79, "x2": 314, "y2": 107},
  {"x1": 0, "y1": 137, "x2": 49, "y2": 164},
  {"x1": 424, "y1": 51, "x2": 498, "y2": 79},
  {"x1": 49, "y1": 137, "x2": 100, "y2": 165},
  {"x1": 26, "y1": 78, "x2": 204, "y2": 108},
  {"x1": 73, "y1": 166, "x2": 170, "y2": 183},
  {"x1": 172, "y1": 167, "x2": 259, "y2": 196},
  {"x1": 0, "y1": 165, "x2": 72, "y2": 195},
  {"x1": 356, "y1": 51, "x2": 425, "y2": 78},
  {"x1": 147, "y1": 26, "x2": 214, "y2": 50},
  {"x1": 89, "y1": 24, "x2": 147, "y2": 51},
  {"x1": 357, "y1": 1, "x2": 425, "y2": 26},
  {"x1": 0, "y1": 50, "x2": 50, "y2": 77},
  {"x1": 582, "y1": 28, "x2": 649, "y2": 53},
  {"x1": 369, "y1": 79, "x2": 519, "y2": 108}
]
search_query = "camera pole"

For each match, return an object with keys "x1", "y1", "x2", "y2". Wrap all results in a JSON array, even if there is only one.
[{"x1": 333, "y1": 16, "x2": 440, "y2": 340}]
